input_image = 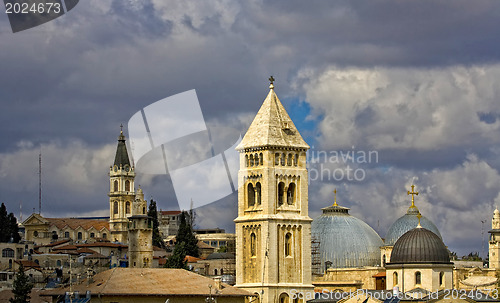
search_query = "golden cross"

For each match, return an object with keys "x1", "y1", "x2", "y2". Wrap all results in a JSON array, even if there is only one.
[
  {"x1": 407, "y1": 184, "x2": 418, "y2": 207},
  {"x1": 120, "y1": 123, "x2": 123, "y2": 133},
  {"x1": 333, "y1": 189, "x2": 338, "y2": 206},
  {"x1": 269, "y1": 76, "x2": 275, "y2": 85}
]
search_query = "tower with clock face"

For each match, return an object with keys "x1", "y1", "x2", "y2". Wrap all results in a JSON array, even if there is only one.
[{"x1": 109, "y1": 127, "x2": 136, "y2": 243}]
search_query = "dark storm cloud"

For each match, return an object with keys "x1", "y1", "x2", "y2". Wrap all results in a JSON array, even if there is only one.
[{"x1": 1, "y1": 0, "x2": 500, "y2": 255}]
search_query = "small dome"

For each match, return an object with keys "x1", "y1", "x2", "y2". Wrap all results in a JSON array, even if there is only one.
[
  {"x1": 312, "y1": 204, "x2": 383, "y2": 268},
  {"x1": 385, "y1": 205, "x2": 441, "y2": 245},
  {"x1": 389, "y1": 227, "x2": 451, "y2": 264}
]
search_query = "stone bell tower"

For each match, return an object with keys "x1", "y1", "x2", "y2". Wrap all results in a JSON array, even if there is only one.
[
  {"x1": 109, "y1": 126, "x2": 135, "y2": 243},
  {"x1": 489, "y1": 208, "x2": 500, "y2": 268},
  {"x1": 234, "y1": 77, "x2": 314, "y2": 302},
  {"x1": 128, "y1": 187, "x2": 153, "y2": 268}
]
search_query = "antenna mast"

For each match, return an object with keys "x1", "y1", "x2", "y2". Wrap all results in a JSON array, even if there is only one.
[{"x1": 39, "y1": 151, "x2": 42, "y2": 215}]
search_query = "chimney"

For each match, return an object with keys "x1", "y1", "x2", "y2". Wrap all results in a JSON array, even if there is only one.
[{"x1": 213, "y1": 276, "x2": 222, "y2": 290}]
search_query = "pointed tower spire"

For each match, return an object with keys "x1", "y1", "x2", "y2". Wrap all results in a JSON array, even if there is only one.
[
  {"x1": 236, "y1": 77, "x2": 309, "y2": 151},
  {"x1": 114, "y1": 124, "x2": 131, "y2": 167}
]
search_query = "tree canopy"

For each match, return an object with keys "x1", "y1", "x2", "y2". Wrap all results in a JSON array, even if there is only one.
[
  {"x1": 10, "y1": 264, "x2": 33, "y2": 303},
  {"x1": 0, "y1": 203, "x2": 21, "y2": 243},
  {"x1": 164, "y1": 211, "x2": 199, "y2": 268}
]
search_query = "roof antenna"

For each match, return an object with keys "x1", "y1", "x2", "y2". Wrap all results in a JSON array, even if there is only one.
[{"x1": 39, "y1": 149, "x2": 42, "y2": 215}]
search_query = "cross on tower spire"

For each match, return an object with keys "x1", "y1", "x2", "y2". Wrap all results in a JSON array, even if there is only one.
[
  {"x1": 269, "y1": 76, "x2": 275, "y2": 89},
  {"x1": 333, "y1": 189, "x2": 338, "y2": 206},
  {"x1": 407, "y1": 184, "x2": 419, "y2": 207},
  {"x1": 120, "y1": 123, "x2": 123, "y2": 133}
]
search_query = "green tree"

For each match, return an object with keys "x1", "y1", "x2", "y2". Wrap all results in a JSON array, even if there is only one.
[
  {"x1": 10, "y1": 264, "x2": 33, "y2": 303},
  {"x1": 164, "y1": 242, "x2": 188, "y2": 269},
  {"x1": 0, "y1": 203, "x2": 20, "y2": 243},
  {"x1": 164, "y1": 211, "x2": 199, "y2": 268},
  {"x1": 147, "y1": 199, "x2": 165, "y2": 248}
]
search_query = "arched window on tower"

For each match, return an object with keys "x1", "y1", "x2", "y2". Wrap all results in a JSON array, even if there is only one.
[
  {"x1": 439, "y1": 271, "x2": 444, "y2": 286},
  {"x1": 250, "y1": 232, "x2": 256, "y2": 257},
  {"x1": 281, "y1": 153, "x2": 285, "y2": 166},
  {"x1": 113, "y1": 201, "x2": 118, "y2": 214},
  {"x1": 245, "y1": 155, "x2": 249, "y2": 167},
  {"x1": 143, "y1": 207, "x2": 146, "y2": 214},
  {"x1": 393, "y1": 272, "x2": 398, "y2": 287},
  {"x1": 256, "y1": 182, "x2": 262, "y2": 205},
  {"x1": 77, "y1": 232, "x2": 82, "y2": 240},
  {"x1": 285, "y1": 232, "x2": 292, "y2": 257},
  {"x1": 113, "y1": 180, "x2": 119, "y2": 192},
  {"x1": 415, "y1": 271, "x2": 421, "y2": 285},
  {"x1": 259, "y1": 153, "x2": 263, "y2": 165},
  {"x1": 254, "y1": 153, "x2": 259, "y2": 166},
  {"x1": 275, "y1": 153, "x2": 280, "y2": 165},
  {"x1": 287, "y1": 153, "x2": 292, "y2": 166},
  {"x1": 249, "y1": 154, "x2": 254, "y2": 166},
  {"x1": 294, "y1": 154, "x2": 298, "y2": 166},
  {"x1": 287, "y1": 183, "x2": 296, "y2": 205},
  {"x1": 125, "y1": 180, "x2": 130, "y2": 192},
  {"x1": 126, "y1": 202, "x2": 131, "y2": 214},
  {"x1": 278, "y1": 182, "x2": 285, "y2": 206},
  {"x1": 247, "y1": 184, "x2": 255, "y2": 207}
]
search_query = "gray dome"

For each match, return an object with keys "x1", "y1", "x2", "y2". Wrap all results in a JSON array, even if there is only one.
[
  {"x1": 389, "y1": 227, "x2": 451, "y2": 264},
  {"x1": 312, "y1": 204, "x2": 383, "y2": 268},
  {"x1": 384, "y1": 205, "x2": 441, "y2": 246}
]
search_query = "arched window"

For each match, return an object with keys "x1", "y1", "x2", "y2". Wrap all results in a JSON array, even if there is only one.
[
  {"x1": 275, "y1": 153, "x2": 280, "y2": 165},
  {"x1": 287, "y1": 183, "x2": 295, "y2": 205},
  {"x1": 281, "y1": 153, "x2": 285, "y2": 166},
  {"x1": 383, "y1": 254, "x2": 386, "y2": 267},
  {"x1": 259, "y1": 153, "x2": 263, "y2": 165},
  {"x1": 126, "y1": 202, "x2": 131, "y2": 214},
  {"x1": 250, "y1": 233, "x2": 256, "y2": 257},
  {"x1": 415, "y1": 271, "x2": 421, "y2": 285},
  {"x1": 256, "y1": 182, "x2": 262, "y2": 205},
  {"x1": 254, "y1": 153, "x2": 259, "y2": 166},
  {"x1": 250, "y1": 154, "x2": 254, "y2": 166},
  {"x1": 113, "y1": 201, "x2": 118, "y2": 214},
  {"x1": 214, "y1": 268, "x2": 218, "y2": 275},
  {"x1": 247, "y1": 183, "x2": 255, "y2": 207},
  {"x1": 285, "y1": 233, "x2": 292, "y2": 257},
  {"x1": 2, "y1": 248, "x2": 14, "y2": 258},
  {"x1": 102, "y1": 233, "x2": 107, "y2": 239},
  {"x1": 439, "y1": 271, "x2": 444, "y2": 286},
  {"x1": 52, "y1": 231, "x2": 58, "y2": 240},
  {"x1": 64, "y1": 231, "x2": 70, "y2": 238},
  {"x1": 8, "y1": 259, "x2": 12, "y2": 269},
  {"x1": 90, "y1": 233, "x2": 95, "y2": 238},
  {"x1": 278, "y1": 182, "x2": 285, "y2": 206},
  {"x1": 33, "y1": 231, "x2": 38, "y2": 237},
  {"x1": 142, "y1": 207, "x2": 146, "y2": 214},
  {"x1": 221, "y1": 268, "x2": 224, "y2": 275},
  {"x1": 393, "y1": 272, "x2": 398, "y2": 287},
  {"x1": 287, "y1": 153, "x2": 292, "y2": 166},
  {"x1": 245, "y1": 155, "x2": 249, "y2": 167},
  {"x1": 56, "y1": 260, "x2": 61, "y2": 267},
  {"x1": 77, "y1": 232, "x2": 82, "y2": 240},
  {"x1": 294, "y1": 154, "x2": 298, "y2": 166},
  {"x1": 113, "y1": 180, "x2": 119, "y2": 192},
  {"x1": 279, "y1": 292, "x2": 290, "y2": 303},
  {"x1": 125, "y1": 180, "x2": 130, "y2": 192}
]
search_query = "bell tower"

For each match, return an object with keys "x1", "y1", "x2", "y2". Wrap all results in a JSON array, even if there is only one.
[
  {"x1": 489, "y1": 208, "x2": 500, "y2": 268},
  {"x1": 235, "y1": 78, "x2": 314, "y2": 302},
  {"x1": 109, "y1": 126, "x2": 135, "y2": 243},
  {"x1": 128, "y1": 186, "x2": 153, "y2": 268}
]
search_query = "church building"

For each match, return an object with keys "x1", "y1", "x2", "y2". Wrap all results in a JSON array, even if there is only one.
[{"x1": 234, "y1": 78, "x2": 314, "y2": 302}]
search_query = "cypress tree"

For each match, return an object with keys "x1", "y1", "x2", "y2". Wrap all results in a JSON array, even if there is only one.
[
  {"x1": 147, "y1": 199, "x2": 165, "y2": 249},
  {"x1": 10, "y1": 264, "x2": 33, "y2": 303},
  {"x1": 0, "y1": 203, "x2": 8, "y2": 242},
  {"x1": 164, "y1": 211, "x2": 199, "y2": 268}
]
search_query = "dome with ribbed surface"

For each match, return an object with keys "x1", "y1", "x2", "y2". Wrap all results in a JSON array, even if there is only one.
[
  {"x1": 389, "y1": 227, "x2": 451, "y2": 264},
  {"x1": 312, "y1": 204, "x2": 383, "y2": 268},
  {"x1": 384, "y1": 205, "x2": 441, "y2": 245}
]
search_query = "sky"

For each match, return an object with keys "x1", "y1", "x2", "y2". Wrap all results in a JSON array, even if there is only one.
[{"x1": 1, "y1": 0, "x2": 500, "y2": 257}]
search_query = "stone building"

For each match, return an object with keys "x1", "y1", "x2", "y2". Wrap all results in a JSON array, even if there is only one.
[
  {"x1": 127, "y1": 187, "x2": 153, "y2": 268},
  {"x1": 109, "y1": 128, "x2": 136, "y2": 243},
  {"x1": 158, "y1": 210, "x2": 182, "y2": 238},
  {"x1": 234, "y1": 78, "x2": 314, "y2": 302},
  {"x1": 488, "y1": 208, "x2": 500, "y2": 268}
]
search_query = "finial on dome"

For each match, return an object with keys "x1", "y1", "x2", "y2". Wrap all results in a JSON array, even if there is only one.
[
  {"x1": 269, "y1": 76, "x2": 275, "y2": 90},
  {"x1": 417, "y1": 213, "x2": 422, "y2": 228},
  {"x1": 333, "y1": 189, "x2": 338, "y2": 207},
  {"x1": 407, "y1": 184, "x2": 419, "y2": 208}
]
